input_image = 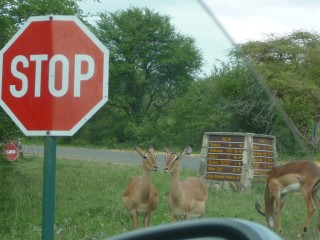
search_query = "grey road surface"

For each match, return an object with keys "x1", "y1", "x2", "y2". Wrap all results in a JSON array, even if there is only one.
[{"x1": 23, "y1": 145, "x2": 201, "y2": 171}]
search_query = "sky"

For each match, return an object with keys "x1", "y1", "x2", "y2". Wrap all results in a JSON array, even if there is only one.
[{"x1": 78, "y1": 0, "x2": 320, "y2": 76}]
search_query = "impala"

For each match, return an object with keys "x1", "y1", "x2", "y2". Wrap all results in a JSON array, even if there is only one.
[
  {"x1": 255, "y1": 160, "x2": 320, "y2": 237},
  {"x1": 123, "y1": 145, "x2": 159, "y2": 229},
  {"x1": 163, "y1": 146, "x2": 208, "y2": 221}
]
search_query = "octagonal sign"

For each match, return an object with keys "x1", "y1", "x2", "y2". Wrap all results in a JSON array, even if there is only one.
[
  {"x1": 0, "y1": 15, "x2": 109, "y2": 136},
  {"x1": 3, "y1": 143, "x2": 19, "y2": 161}
]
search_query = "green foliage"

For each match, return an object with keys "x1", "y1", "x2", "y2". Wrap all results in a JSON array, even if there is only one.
[
  {"x1": 152, "y1": 62, "x2": 275, "y2": 150},
  {"x1": 78, "y1": 25, "x2": 320, "y2": 155},
  {"x1": 95, "y1": 7, "x2": 202, "y2": 121},
  {"x1": 97, "y1": 8, "x2": 202, "y2": 117},
  {"x1": 232, "y1": 31, "x2": 320, "y2": 146},
  {"x1": 75, "y1": 104, "x2": 128, "y2": 147},
  {"x1": 4, "y1": 0, "x2": 83, "y2": 25},
  {"x1": 213, "y1": 63, "x2": 276, "y2": 133},
  {"x1": 0, "y1": 110, "x2": 19, "y2": 143},
  {"x1": 0, "y1": 0, "x2": 89, "y2": 50},
  {"x1": 74, "y1": 7, "x2": 203, "y2": 146},
  {"x1": 1, "y1": 0, "x2": 319, "y2": 156},
  {"x1": 0, "y1": 1, "x2": 16, "y2": 48},
  {"x1": 0, "y1": 154, "x2": 17, "y2": 237}
]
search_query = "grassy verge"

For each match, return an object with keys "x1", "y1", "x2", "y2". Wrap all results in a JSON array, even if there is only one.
[{"x1": 0, "y1": 156, "x2": 320, "y2": 239}]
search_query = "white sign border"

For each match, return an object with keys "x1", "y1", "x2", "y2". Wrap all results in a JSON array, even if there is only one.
[{"x1": 0, "y1": 15, "x2": 109, "y2": 136}]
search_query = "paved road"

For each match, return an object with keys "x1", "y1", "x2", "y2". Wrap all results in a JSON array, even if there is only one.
[{"x1": 23, "y1": 145, "x2": 201, "y2": 170}]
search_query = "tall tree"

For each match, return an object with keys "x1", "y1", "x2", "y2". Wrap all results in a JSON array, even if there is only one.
[
  {"x1": 0, "y1": 1, "x2": 15, "y2": 48},
  {"x1": 73, "y1": 7, "x2": 203, "y2": 145},
  {"x1": 0, "y1": 1, "x2": 16, "y2": 141},
  {"x1": 0, "y1": 0, "x2": 91, "y2": 50},
  {"x1": 95, "y1": 7, "x2": 203, "y2": 123},
  {"x1": 156, "y1": 61, "x2": 278, "y2": 150},
  {"x1": 231, "y1": 31, "x2": 320, "y2": 141},
  {"x1": 5, "y1": 0, "x2": 83, "y2": 26}
]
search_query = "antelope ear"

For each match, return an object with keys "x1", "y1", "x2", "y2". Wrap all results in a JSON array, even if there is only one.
[
  {"x1": 135, "y1": 146, "x2": 143, "y2": 155},
  {"x1": 182, "y1": 145, "x2": 192, "y2": 155},
  {"x1": 164, "y1": 146, "x2": 171, "y2": 154},
  {"x1": 147, "y1": 144, "x2": 155, "y2": 153}
]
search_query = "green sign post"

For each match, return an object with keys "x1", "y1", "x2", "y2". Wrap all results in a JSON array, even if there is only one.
[{"x1": 42, "y1": 137, "x2": 57, "y2": 240}]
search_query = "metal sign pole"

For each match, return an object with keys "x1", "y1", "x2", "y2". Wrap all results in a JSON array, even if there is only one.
[{"x1": 42, "y1": 136, "x2": 56, "y2": 240}]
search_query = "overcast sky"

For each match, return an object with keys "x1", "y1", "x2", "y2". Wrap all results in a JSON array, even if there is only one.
[{"x1": 78, "y1": 0, "x2": 320, "y2": 75}]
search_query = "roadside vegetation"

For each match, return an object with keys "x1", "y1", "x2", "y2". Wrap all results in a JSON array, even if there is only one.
[
  {"x1": 0, "y1": 155, "x2": 319, "y2": 240},
  {"x1": 1, "y1": 0, "x2": 320, "y2": 156}
]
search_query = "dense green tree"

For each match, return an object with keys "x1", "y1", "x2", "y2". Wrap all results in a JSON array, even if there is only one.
[
  {"x1": 0, "y1": 1, "x2": 15, "y2": 48},
  {"x1": 95, "y1": 7, "x2": 202, "y2": 122},
  {"x1": 4, "y1": 0, "x2": 83, "y2": 25},
  {"x1": 0, "y1": 1, "x2": 19, "y2": 141},
  {"x1": 154, "y1": 61, "x2": 277, "y2": 150},
  {"x1": 1, "y1": 0, "x2": 317, "y2": 155},
  {"x1": 75, "y1": 7, "x2": 203, "y2": 145},
  {"x1": 155, "y1": 58, "x2": 307, "y2": 154},
  {"x1": 0, "y1": 0, "x2": 86, "y2": 48},
  {"x1": 231, "y1": 31, "x2": 320, "y2": 141}
]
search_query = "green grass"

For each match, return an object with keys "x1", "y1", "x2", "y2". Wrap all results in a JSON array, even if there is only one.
[{"x1": 1, "y1": 156, "x2": 320, "y2": 239}]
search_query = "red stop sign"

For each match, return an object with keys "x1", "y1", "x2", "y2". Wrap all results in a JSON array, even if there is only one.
[
  {"x1": 0, "y1": 16, "x2": 109, "y2": 136},
  {"x1": 3, "y1": 143, "x2": 18, "y2": 161}
]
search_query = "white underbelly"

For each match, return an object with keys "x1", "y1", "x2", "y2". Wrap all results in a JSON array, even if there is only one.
[{"x1": 281, "y1": 182, "x2": 301, "y2": 195}]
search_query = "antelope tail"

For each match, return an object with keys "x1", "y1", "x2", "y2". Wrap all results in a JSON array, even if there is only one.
[{"x1": 255, "y1": 201, "x2": 266, "y2": 217}]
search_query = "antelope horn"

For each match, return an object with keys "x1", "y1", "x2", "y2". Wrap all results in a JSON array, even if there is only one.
[{"x1": 255, "y1": 201, "x2": 266, "y2": 217}]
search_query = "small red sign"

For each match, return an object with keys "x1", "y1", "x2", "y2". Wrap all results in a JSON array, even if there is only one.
[{"x1": 3, "y1": 143, "x2": 18, "y2": 161}]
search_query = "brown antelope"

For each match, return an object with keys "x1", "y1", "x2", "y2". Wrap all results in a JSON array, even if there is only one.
[
  {"x1": 255, "y1": 160, "x2": 320, "y2": 237},
  {"x1": 163, "y1": 146, "x2": 208, "y2": 221},
  {"x1": 123, "y1": 145, "x2": 159, "y2": 229}
]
